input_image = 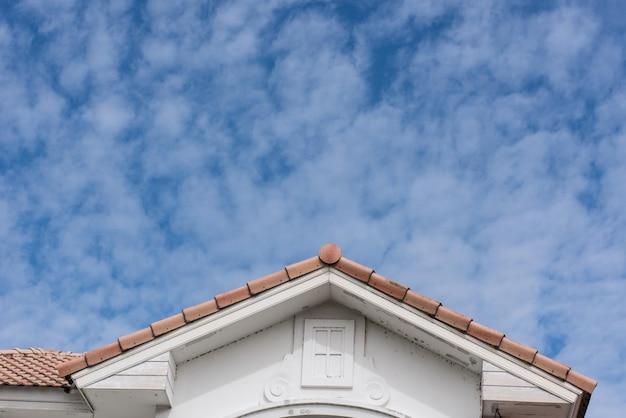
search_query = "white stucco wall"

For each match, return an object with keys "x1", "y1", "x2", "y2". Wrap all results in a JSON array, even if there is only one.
[
  {"x1": 364, "y1": 320, "x2": 480, "y2": 417},
  {"x1": 161, "y1": 318, "x2": 295, "y2": 417},
  {"x1": 157, "y1": 303, "x2": 480, "y2": 418}
]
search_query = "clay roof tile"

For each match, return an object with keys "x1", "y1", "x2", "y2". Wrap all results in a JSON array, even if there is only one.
[
  {"x1": 499, "y1": 337, "x2": 538, "y2": 363},
  {"x1": 403, "y1": 290, "x2": 441, "y2": 316},
  {"x1": 85, "y1": 342, "x2": 122, "y2": 366},
  {"x1": 119, "y1": 327, "x2": 154, "y2": 351},
  {"x1": 285, "y1": 256, "x2": 325, "y2": 279},
  {"x1": 333, "y1": 257, "x2": 373, "y2": 282},
  {"x1": 0, "y1": 348, "x2": 82, "y2": 388},
  {"x1": 369, "y1": 272, "x2": 409, "y2": 300},
  {"x1": 318, "y1": 243, "x2": 342, "y2": 264},
  {"x1": 214, "y1": 285, "x2": 251, "y2": 308},
  {"x1": 247, "y1": 269, "x2": 290, "y2": 295},
  {"x1": 467, "y1": 321, "x2": 505, "y2": 347},
  {"x1": 533, "y1": 353, "x2": 571, "y2": 380},
  {"x1": 150, "y1": 313, "x2": 186, "y2": 337},
  {"x1": 435, "y1": 306, "x2": 472, "y2": 332},
  {"x1": 566, "y1": 369, "x2": 598, "y2": 394},
  {"x1": 182, "y1": 299, "x2": 219, "y2": 322}
]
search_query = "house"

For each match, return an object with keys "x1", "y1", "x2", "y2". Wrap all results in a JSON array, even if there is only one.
[{"x1": 0, "y1": 244, "x2": 596, "y2": 417}]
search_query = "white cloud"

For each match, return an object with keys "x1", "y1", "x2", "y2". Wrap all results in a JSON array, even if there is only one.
[
  {"x1": 84, "y1": 95, "x2": 134, "y2": 137},
  {"x1": 142, "y1": 38, "x2": 179, "y2": 69}
]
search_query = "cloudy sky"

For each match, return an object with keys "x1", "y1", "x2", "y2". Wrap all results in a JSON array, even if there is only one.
[{"x1": 1, "y1": 0, "x2": 624, "y2": 415}]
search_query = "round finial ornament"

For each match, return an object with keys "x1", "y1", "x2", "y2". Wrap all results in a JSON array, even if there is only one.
[{"x1": 319, "y1": 243, "x2": 342, "y2": 264}]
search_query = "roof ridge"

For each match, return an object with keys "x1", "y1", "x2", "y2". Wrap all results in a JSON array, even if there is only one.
[{"x1": 55, "y1": 244, "x2": 597, "y2": 395}]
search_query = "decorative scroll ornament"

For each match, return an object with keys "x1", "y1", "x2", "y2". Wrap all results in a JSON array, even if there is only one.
[
  {"x1": 264, "y1": 376, "x2": 291, "y2": 402},
  {"x1": 365, "y1": 377, "x2": 390, "y2": 406}
]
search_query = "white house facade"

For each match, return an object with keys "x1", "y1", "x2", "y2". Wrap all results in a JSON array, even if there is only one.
[{"x1": 0, "y1": 244, "x2": 596, "y2": 418}]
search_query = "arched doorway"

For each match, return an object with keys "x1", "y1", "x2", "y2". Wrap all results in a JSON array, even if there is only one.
[{"x1": 233, "y1": 399, "x2": 412, "y2": 418}]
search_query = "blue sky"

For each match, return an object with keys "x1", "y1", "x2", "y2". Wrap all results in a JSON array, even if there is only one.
[{"x1": 1, "y1": 0, "x2": 624, "y2": 415}]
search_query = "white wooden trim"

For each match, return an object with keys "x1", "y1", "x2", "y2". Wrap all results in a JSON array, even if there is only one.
[
  {"x1": 327, "y1": 271, "x2": 581, "y2": 403},
  {"x1": 0, "y1": 387, "x2": 92, "y2": 417},
  {"x1": 482, "y1": 386, "x2": 567, "y2": 403},
  {"x1": 72, "y1": 268, "x2": 331, "y2": 388}
]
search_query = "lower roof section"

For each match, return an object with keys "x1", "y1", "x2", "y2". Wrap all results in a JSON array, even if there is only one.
[{"x1": 0, "y1": 348, "x2": 81, "y2": 388}]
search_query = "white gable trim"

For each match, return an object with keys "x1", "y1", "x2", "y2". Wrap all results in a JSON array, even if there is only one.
[
  {"x1": 0, "y1": 386, "x2": 92, "y2": 418},
  {"x1": 327, "y1": 270, "x2": 581, "y2": 403},
  {"x1": 71, "y1": 268, "x2": 332, "y2": 389},
  {"x1": 71, "y1": 267, "x2": 581, "y2": 410},
  {"x1": 83, "y1": 351, "x2": 174, "y2": 410},
  {"x1": 482, "y1": 361, "x2": 572, "y2": 418}
]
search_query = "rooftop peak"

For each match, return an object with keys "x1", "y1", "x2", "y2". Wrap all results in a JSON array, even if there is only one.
[{"x1": 319, "y1": 243, "x2": 342, "y2": 264}]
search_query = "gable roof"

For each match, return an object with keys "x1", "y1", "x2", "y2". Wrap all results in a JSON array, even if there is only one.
[
  {"x1": 1, "y1": 348, "x2": 81, "y2": 389},
  {"x1": 56, "y1": 243, "x2": 597, "y2": 396}
]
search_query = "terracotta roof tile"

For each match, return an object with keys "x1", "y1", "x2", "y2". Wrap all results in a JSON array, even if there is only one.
[
  {"x1": 215, "y1": 285, "x2": 251, "y2": 308},
  {"x1": 333, "y1": 257, "x2": 373, "y2": 282},
  {"x1": 369, "y1": 272, "x2": 409, "y2": 300},
  {"x1": 51, "y1": 243, "x2": 596, "y2": 396},
  {"x1": 56, "y1": 354, "x2": 87, "y2": 378},
  {"x1": 183, "y1": 299, "x2": 219, "y2": 322},
  {"x1": 566, "y1": 369, "x2": 598, "y2": 394},
  {"x1": 85, "y1": 342, "x2": 122, "y2": 366},
  {"x1": 435, "y1": 306, "x2": 472, "y2": 332},
  {"x1": 467, "y1": 321, "x2": 505, "y2": 347},
  {"x1": 403, "y1": 290, "x2": 441, "y2": 316},
  {"x1": 119, "y1": 327, "x2": 154, "y2": 350},
  {"x1": 150, "y1": 313, "x2": 186, "y2": 337},
  {"x1": 247, "y1": 269, "x2": 289, "y2": 295},
  {"x1": 533, "y1": 353, "x2": 571, "y2": 380},
  {"x1": 285, "y1": 256, "x2": 325, "y2": 279},
  {"x1": 318, "y1": 243, "x2": 342, "y2": 264},
  {"x1": 1, "y1": 349, "x2": 81, "y2": 388},
  {"x1": 499, "y1": 337, "x2": 538, "y2": 363}
]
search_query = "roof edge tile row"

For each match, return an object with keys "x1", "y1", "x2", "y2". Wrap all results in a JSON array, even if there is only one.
[
  {"x1": 1, "y1": 348, "x2": 82, "y2": 388},
  {"x1": 56, "y1": 244, "x2": 598, "y2": 394}
]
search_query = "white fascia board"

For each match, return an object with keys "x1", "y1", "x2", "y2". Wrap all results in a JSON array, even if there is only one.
[
  {"x1": 0, "y1": 387, "x2": 92, "y2": 416},
  {"x1": 0, "y1": 401, "x2": 92, "y2": 417},
  {"x1": 327, "y1": 270, "x2": 581, "y2": 404},
  {"x1": 73, "y1": 268, "x2": 332, "y2": 389}
]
